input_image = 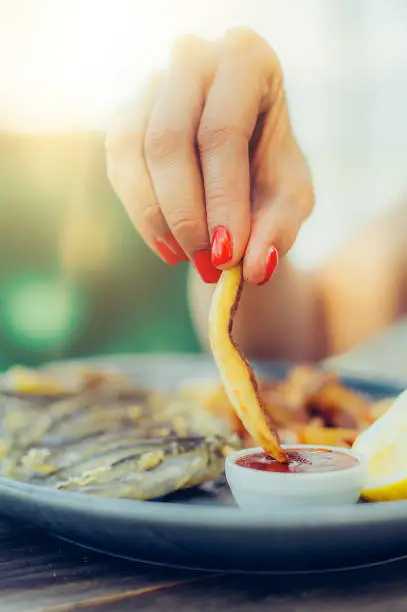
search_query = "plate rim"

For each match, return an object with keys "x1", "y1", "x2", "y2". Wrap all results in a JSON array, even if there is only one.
[
  {"x1": 27, "y1": 351, "x2": 407, "y2": 396},
  {"x1": 2, "y1": 472, "x2": 407, "y2": 530},
  {"x1": 1, "y1": 353, "x2": 405, "y2": 531}
]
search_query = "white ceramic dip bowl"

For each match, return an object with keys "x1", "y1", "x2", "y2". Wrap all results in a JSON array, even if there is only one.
[{"x1": 225, "y1": 444, "x2": 367, "y2": 511}]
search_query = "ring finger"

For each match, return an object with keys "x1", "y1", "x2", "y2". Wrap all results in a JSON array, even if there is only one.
[{"x1": 106, "y1": 73, "x2": 187, "y2": 265}]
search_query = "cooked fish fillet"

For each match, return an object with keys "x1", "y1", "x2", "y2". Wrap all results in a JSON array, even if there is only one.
[
  {"x1": 0, "y1": 373, "x2": 239, "y2": 500},
  {"x1": 16, "y1": 433, "x2": 232, "y2": 500}
]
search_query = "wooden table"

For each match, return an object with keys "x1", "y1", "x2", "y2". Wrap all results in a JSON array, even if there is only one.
[
  {"x1": 3, "y1": 516, "x2": 407, "y2": 612},
  {"x1": 3, "y1": 320, "x2": 407, "y2": 612}
]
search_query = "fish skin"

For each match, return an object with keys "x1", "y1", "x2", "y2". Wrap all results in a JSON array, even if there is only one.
[{"x1": 1, "y1": 383, "x2": 240, "y2": 500}]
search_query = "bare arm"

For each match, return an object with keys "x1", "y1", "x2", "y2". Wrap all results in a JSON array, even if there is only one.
[
  {"x1": 107, "y1": 28, "x2": 405, "y2": 358},
  {"x1": 189, "y1": 197, "x2": 407, "y2": 361},
  {"x1": 316, "y1": 196, "x2": 407, "y2": 356},
  {"x1": 188, "y1": 259, "x2": 324, "y2": 362}
]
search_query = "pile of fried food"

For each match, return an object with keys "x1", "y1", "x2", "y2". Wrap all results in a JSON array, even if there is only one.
[
  {"x1": 182, "y1": 366, "x2": 392, "y2": 450},
  {"x1": 0, "y1": 264, "x2": 393, "y2": 501},
  {"x1": 207, "y1": 263, "x2": 392, "y2": 458}
]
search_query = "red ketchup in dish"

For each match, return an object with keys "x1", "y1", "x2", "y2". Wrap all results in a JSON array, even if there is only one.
[{"x1": 235, "y1": 448, "x2": 359, "y2": 474}]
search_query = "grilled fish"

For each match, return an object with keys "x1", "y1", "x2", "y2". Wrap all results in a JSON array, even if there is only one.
[{"x1": 1, "y1": 369, "x2": 239, "y2": 500}]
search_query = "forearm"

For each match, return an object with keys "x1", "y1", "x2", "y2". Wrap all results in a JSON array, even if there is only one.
[
  {"x1": 188, "y1": 196, "x2": 407, "y2": 361},
  {"x1": 188, "y1": 260, "x2": 324, "y2": 362},
  {"x1": 317, "y1": 196, "x2": 407, "y2": 356}
]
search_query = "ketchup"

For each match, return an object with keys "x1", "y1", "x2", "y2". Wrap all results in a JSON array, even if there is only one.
[{"x1": 235, "y1": 448, "x2": 358, "y2": 474}]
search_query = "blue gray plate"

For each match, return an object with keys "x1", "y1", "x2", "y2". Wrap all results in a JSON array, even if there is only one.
[{"x1": 0, "y1": 354, "x2": 405, "y2": 574}]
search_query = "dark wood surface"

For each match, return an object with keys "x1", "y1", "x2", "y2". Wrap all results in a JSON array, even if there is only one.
[
  {"x1": 3, "y1": 323, "x2": 407, "y2": 612},
  {"x1": 2, "y1": 515, "x2": 407, "y2": 612}
]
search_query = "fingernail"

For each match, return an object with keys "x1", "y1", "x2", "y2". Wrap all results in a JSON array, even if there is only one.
[
  {"x1": 165, "y1": 233, "x2": 189, "y2": 262},
  {"x1": 193, "y1": 250, "x2": 222, "y2": 283},
  {"x1": 211, "y1": 225, "x2": 233, "y2": 267},
  {"x1": 259, "y1": 245, "x2": 279, "y2": 285},
  {"x1": 155, "y1": 239, "x2": 182, "y2": 266}
]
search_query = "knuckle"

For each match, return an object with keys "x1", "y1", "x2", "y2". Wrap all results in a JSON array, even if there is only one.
[
  {"x1": 285, "y1": 219, "x2": 300, "y2": 246},
  {"x1": 293, "y1": 158, "x2": 315, "y2": 220},
  {"x1": 144, "y1": 126, "x2": 189, "y2": 163},
  {"x1": 136, "y1": 70, "x2": 165, "y2": 110},
  {"x1": 106, "y1": 151, "x2": 146, "y2": 204},
  {"x1": 142, "y1": 201, "x2": 163, "y2": 230},
  {"x1": 269, "y1": 47, "x2": 282, "y2": 71},
  {"x1": 197, "y1": 124, "x2": 241, "y2": 155},
  {"x1": 105, "y1": 129, "x2": 135, "y2": 160},
  {"x1": 106, "y1": 70, "x2": 165, "y2": 160},
  {"x1": 169, "y1": 216, "x2": 199, "y2": 241},
  {"x1": 144, "y1": 69, "x2": 166, "y2": 93},
  {"x1": 106, "y1": 112, "x2": 143, "y2": 160},
  {"x1": 224, "y1": 27, "x2": 282, "y2": 79},
  {"x1": 302, "y1": 180, "x2": 315, "y2": 217},
  {"x1": 280, "y1": 229, "x2": 298, "y2": 255},
  {"x1": 266, "y1": 48, "x2": 283, "y2": 83},
  {"x1": 277, "y1": 206, "x2": 305, "y2": 253},
  {"x1": 171, "y1": 34, "x2": 205, "y2": 61},
  {"x1": 205, "y1": 181, "x2": 232, "y2": 210},
  {"x1": 224, "y1": 27, "x2": 262, "y2": 50}
]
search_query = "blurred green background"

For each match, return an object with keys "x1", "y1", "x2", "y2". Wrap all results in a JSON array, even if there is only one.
[{"x1": 0, "y1": 132, "x2": 200, "y2": 370}]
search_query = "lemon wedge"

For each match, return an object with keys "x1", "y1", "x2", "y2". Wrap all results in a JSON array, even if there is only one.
[{"x1": 353, "y1": 390, "x2": 407, "y2": 501}]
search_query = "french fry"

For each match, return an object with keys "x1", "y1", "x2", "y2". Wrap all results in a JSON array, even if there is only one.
[{"x1": 209, "y1": 264, "x2": 286, "y2": 462}]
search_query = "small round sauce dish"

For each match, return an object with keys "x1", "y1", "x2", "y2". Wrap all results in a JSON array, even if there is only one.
[{"x1": 225, "y1": 445, "x2": 367, "y2": 511}]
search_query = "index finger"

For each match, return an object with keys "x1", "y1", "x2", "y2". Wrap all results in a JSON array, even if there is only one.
[{"x1": 197, "y1": 29, "x2": 280, "y2": 270}]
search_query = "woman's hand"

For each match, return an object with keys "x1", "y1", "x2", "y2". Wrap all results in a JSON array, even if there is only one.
[{"x1": 106, "y1": 28, "x2": 313, "y2": 285}]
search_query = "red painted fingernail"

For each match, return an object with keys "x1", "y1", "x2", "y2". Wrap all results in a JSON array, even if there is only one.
[
  {"x1": 155, "y1": 239, "x2": 182, "y2": 266},
  {"x1": 211, "y1": 225, "x2": 233, "y2": 267},
  {"x1": 259, "y1": 245, "x2": 279, "y2": 285},
  {"x1": 193, "y1": 250, "x2": 222, "y2": 283},
  {"x1": 165, "y1": 233, "x2": 189, "y2": 262}
]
